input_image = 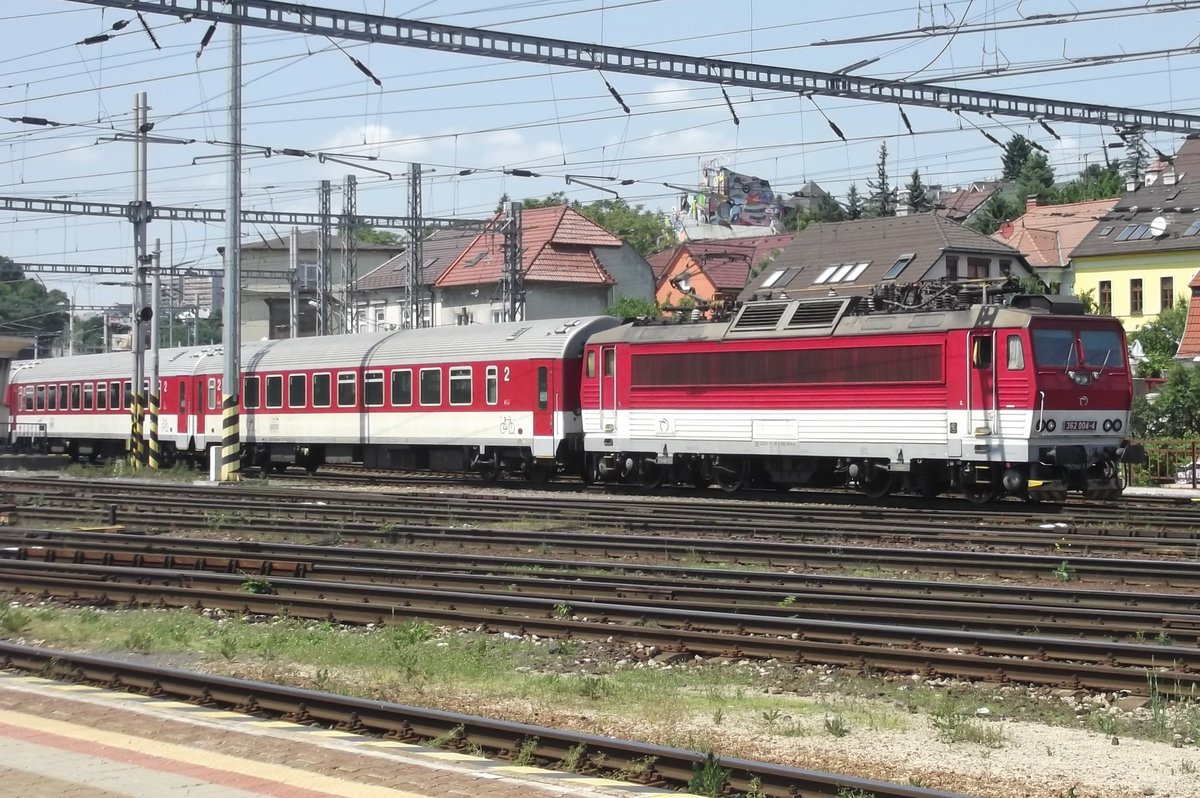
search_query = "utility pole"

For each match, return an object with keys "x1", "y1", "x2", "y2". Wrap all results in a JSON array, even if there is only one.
[
  {"x1": 407, "y1": 163, "x2": 423, "y2": 329},
  {"x1": 219, "y1": 11, "x2": 242, "y2": 482},
  {"x1": 340, "y1": 174, "x2": 357, "y2": 333},
  {"x1": 502, "y1": 201, "x2": 524, "y2": 322},
  {"x1": 288, "y1": 226, "x2": 299, "y2": 339},
  {"x1": 317, "y1": 180, "x2": 332, "y2": 335},
  {"x1": 147, "y1": 239, "x2": 162, "y2": 469},
  {"x1": 127, "y1": 91, "x2": 152, "y2": 467}
]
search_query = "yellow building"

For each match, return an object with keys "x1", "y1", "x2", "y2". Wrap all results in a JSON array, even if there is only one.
[{"x1": 1070, "y1": 136, "x2": 1200, "y2": 332}]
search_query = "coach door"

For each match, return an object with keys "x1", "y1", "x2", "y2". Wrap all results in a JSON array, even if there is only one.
[
  {"x1": 598, "y1": 345, "x2": 617, "y2": 433},
  {"x1": 967, "y1": 331, "x2": 997, "y2": 438}
]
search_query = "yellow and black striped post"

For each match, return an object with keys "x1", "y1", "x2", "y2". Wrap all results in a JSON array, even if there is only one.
[
  {"x1": 146, "y1": 391, "x2": 160, "y2": 469},
  {"x1": 127, "y1": 392, "x2": 143, "y2": 467},
  {"x1": 219, "y1": 393, "x2": 240, "y2": 481}
]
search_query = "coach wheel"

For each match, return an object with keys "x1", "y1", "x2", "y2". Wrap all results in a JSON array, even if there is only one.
[
  {"x1": 271, "y1": 462, "x2": 289, "y2": 474},
  {"x1": 962, "y1": 482, "x2": 998, "y2": 505},
  {"x1": 638, "y1": 459, "x2": 665, "y2": 490},
  {"x1": 712, "y1": 456, "x2": 748, "y2": 493},
  {"x1": 858, "y1": 464, "x2": 893, "y2": 500},
  {"x1": 526, "y1": 461, "x2": 554, "y2": 485}
]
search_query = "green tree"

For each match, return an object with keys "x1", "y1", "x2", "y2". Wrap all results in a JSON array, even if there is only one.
[
  {"x1": 1129, "y1": 299, "x2": 1187, "y2": 378},
  {"x1": 1055, "y1": 162, "x2": 1123, "y2": 203},
  {"x1": 354, "y1": 226, "x2": 403, "y2": 246},
  {"x1": 0, "y1": 257, "x2": 69, "y2": 356},
  {"x1": 606, "y1": 295, "x2": 659, "y2": 319},
  {"x1": 1001, "y1": 135, "x2": 1034, "y2": 180},
  {"x1": 519, "y1": 194, "x2": 676, "y2": 257},
  {"x1": 844, "y1": 184, "x2": 865, "y2": 220},
  {"x1": 904, "y1": 169, "x2": 932, "y2": 213},
  {"x1": 783, "y1": 194, "x2": 845, "y2": 232},
  {"x1": 1131, "y1": 363, "x2": 1200, "y2": 438},
  {"x1": 1016, "y1": 152, "x2": 1056, "y2": 202},
  {"x1": 1121, "y1": 127, "x2": 1150, "y2": 187},
  {"x1": 865, "y1": 141, "x2": 896, "y2": 217},
  {"x1": 968, "y1": 193, "x2": 1022, "y2": 235}
]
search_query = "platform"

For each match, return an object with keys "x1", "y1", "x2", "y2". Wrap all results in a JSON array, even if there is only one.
[{"x1": 0, "y1": 672, "x2": 680, "y2": 798}]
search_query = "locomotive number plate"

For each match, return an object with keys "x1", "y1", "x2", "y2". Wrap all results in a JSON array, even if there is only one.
[{"x1": 1063, "y1": 420, "x2": 1097, "y2": 431}]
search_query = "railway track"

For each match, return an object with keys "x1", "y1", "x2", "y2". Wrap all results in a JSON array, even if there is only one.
[
  {"x1": 0, "y1": 642, "x2": 965, "y2": 798},
  {"x1": 2, "y1": 532, "x2": 1197, "y2": 695}
]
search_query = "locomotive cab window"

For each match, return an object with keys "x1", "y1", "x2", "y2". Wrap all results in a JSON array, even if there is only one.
[
  {"x1": 288, "y1": 375, "x2": 306, "y2": 408},
  {"x1": 243, "y1": 376, "x2": 261, "y2": 410},
  {"x1": 312, "y1": 373, "x2": 331, "y2": 408},
  {"x1": 364, "y1": 370, "x2": 384, "y2": 407},
  {"x1": 390, "y1": 369, "x2": 412, "y2": 406},
  {"x1": 337, "y1": 372, "x2": 356, "y2": 407},
  {"x1": 486, "y1": 366, "x2": 498, "y2": 405},
  {"x1": 419, "y1": 368, "x2": 441, "y2": 406},
  {"x1": 1006, "y1": 335, "x2": 1025, "y2": 370},
  {"x1": 603, "y1": 349, "x2": 616, "y2": 377},
  {"x1": 537, "y1": 366, "x2": 549, "y2": 410},
  {"x1": 585, "y1": 350, "x2": 596, "y2": 379},
  {"x1": 449, "y1": 367, "x2": 472, "y2": 406},
  {"x1": 266, "y1": 375, "x2": 284, "y2": 409},
  {"x1": 971, "y1": 337, "x2": 992, "y2": 369}
]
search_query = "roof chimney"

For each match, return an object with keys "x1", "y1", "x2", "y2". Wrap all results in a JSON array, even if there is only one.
[{"x1": 1025, "y1": 195, "x2": 1039, "y2": 213}]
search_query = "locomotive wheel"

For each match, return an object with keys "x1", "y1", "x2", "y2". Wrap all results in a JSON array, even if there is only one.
[
  {"x1": 582, "y1": 454, "x2": 601, "y2": 485},
  {"x1": 478, "y1": 462, "x2": 500, "y2": 482},
  {"x1": 526, "y1": 461, "x2": 554, "y2": 485},
  {"x1": 962, "y1": 482, "x2": 998, "y2": 504},
  {"x1": 689, "y1": 458, "x2": 714, "y2": 489},
  {"x1": 712, "y1": 456, "x2": 748, "y2": 492},
  {"x1": 859, "y1": 465, "x2": 893, "y2": 500},
  {"x1": 639, "y1": 460, "x2": 665, "y2": 490}
]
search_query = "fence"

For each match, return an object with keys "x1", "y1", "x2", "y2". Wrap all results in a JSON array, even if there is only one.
[{"x1": 1132, "y1": 439, "x2": 1199, "y2": 488}]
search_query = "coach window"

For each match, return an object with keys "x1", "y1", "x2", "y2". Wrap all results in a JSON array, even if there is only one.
[
  {"x1": 34, "y1": 385, "x2": 45, "y2": 411},
  {"x1": 486, "y1": 366, "x2": 498, "y2": 405},
  {"x1": 46, "y1": 385, "x2": 56, "y2": 411},
  {"x1": 83, "y1": 383, "x2": 94, "y2": 411},
  {"x1": 585, "y1": 350, "x2": 596, "y2": 379},
  {"x1": 178, "y1": 382, "x2": 186, "y2": 413},
  {"x1": 22, "y1": 387, "x2": 32, "y2": 411},
  {"x1": 537, "y1": 366, "x2": 549, "y2": 410},
  {"x1": 288, "y1": 375, "x2": 306, "y2": 408},
  {"x1": 208, "y1": 378, "x2": 217, "y2": 410},
  {"x1": 71, "y1": 383, "x2": 81, "y2": 410},
  {"x1": 96, "y1": 383, "x2": 106, "y2": 410},
  {"x1": 364, "y1": 370, "x2": 384, "y2": 407},
  {"x1": 243, "y1": 376, "x2": 261, "y2": 410},
  {"x1": 58, "y1": 384, "x2": 68, "y2": 410},
  {"x1": 419, "y1": 368, "x2": 441, "y2": 406},
  {"x1": 124, "y1": 381, "x2": 133, "y2": 410},
  {"x1": 390, "y1": 369, "x2": 412, "y2": 406},
  {"x1": 266, "y1": 375, "x2": 284, "y2": 409},
  {"x1": 110, "y1": 382, "x2": 121, "y2": 410},
  {"x1": 312, "y1": 373, "x2": 331, "y2": 408},
  {"x1": 449, "y1": 367, "x2": 472, "y2": 406},
  {"x1": 337, "y1": 372, "x2": 357, "y2": 407},
  {"x1": 603, "y1": 348, "x2": 615, "y2": 377},
  {"x1": 1006, "y1": 335, "x2": 1025, "y2": 370}
]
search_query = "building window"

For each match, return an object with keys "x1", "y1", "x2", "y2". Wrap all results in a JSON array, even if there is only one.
[
  {"x1": 1130, "y1": 279, "x2": 1143, "y2": 315},
  {"x1": 456, "y1": 308, "x2": 473, "y2": 326},
  {"x1": 1161, "y1": 276, "x2": 1174, "y2": 310},
  {"x1": 883, "y1": 254, "x2": 914, "y2": 280},
  {"x1": 1098, "y1": 281, "x2": 1112, "y2": 315},
  {"x1": 492, "y1": 310, "x2": 503, "y2": 323},
  {"x1": 449, "y1": 367, "x2": 472, "y2": 405},
  {"x1": 967, "y1": 257, "x2": 990, "y2": 279},
  {"x1": 945, "y1": 256, "x2": 958, "y2": 280}
]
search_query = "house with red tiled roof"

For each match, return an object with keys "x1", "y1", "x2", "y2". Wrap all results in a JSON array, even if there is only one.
[
  {"x1": 1174, "y1": 271, "x2": 1200, "y2": 363},
  {"x1": 652, "y1": 234, "x2": 793, "y2": 318},
  {"x1": 433, "y1": 205, "x2": 655, "y2": 325},
  {"x1": 936, "y1": 181, "x2": 1006, "y2": 224},
  {"x1": 992, "y1": 197, "x2": 1117, "y2": 293}
]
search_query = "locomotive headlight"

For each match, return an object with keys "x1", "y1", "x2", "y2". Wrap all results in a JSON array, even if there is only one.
[
  {"x1": 1113, "y1": 419, "x2": 1123, "y2": 432},
  {"x1": 1045, "y1": 419, "x2": 1057, "y2": 432},
  {"x1": 1103, "y1": 419, "x2": 1113, "y2": 432}
]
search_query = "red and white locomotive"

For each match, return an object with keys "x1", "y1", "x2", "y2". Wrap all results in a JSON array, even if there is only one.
[{"x1": 6, "y1": 290, "x2": 1141, "y2": 502}]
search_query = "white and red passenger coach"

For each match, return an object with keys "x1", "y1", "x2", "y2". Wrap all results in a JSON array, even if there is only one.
[
  {"x1": 579, "y1": 294, "x2": 1142, "y2": 502},
  {"x1": 8, "y1": 316, "x2": 620, "y2": 478}
]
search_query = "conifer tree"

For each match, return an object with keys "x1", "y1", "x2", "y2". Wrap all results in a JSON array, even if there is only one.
[{"x1": 866, "y1": 142, "x2": 897, "y2": 217}]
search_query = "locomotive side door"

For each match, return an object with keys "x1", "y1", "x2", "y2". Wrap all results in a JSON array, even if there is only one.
[
  {"x1": 967, "y1": 332, "x2": 996, "y2": 437},
  {"x1": 598, "y1": 345, "x2": 617, "y2": 433}
]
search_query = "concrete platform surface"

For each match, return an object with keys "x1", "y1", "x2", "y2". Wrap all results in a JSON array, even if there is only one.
[{"x1": 0, "y1": 673, "x2": 681, "y2": 798}]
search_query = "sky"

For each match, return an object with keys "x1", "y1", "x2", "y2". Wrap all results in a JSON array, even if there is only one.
[{"x1": 1, "y1": 0, "x2": 1198, "y2": 309}]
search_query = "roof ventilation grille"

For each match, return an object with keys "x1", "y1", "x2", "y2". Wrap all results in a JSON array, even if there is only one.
[
  {"x1": 731, "y1": 301, "x2": 790, "y2": 331},
  {"x1": 785, "y1": 297, "x2": 849, "y2": 329}
]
